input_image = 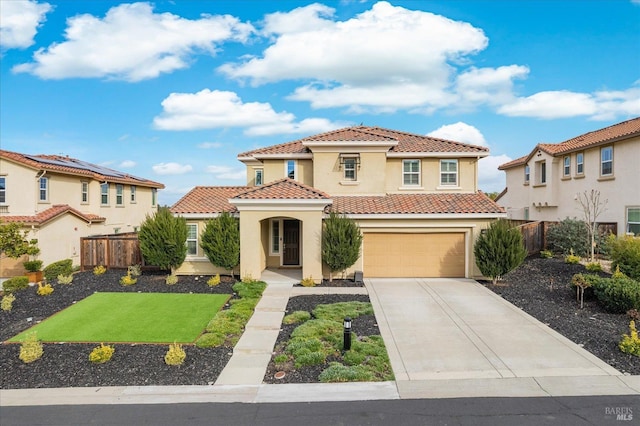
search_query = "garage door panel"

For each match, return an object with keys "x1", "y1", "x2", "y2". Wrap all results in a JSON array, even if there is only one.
[{"x1": 364, "y1": 233, "x2": 465, "y2": 278}]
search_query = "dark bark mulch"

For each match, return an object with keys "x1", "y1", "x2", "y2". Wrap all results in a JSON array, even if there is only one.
[
  {"x1": 0, "y1": 271, "x2": 237, "y2": 389},
  {"x1": 295, "y1": 279, "x2": 365, "y2": 288},
  {"x1": 484, "y1": 256, "x2": 639, "y2": 375}
]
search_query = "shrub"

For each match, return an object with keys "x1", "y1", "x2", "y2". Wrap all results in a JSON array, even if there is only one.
[
  {"x1": 93, "y1": 265, "x2": 106, "y2": 275},
  {"x1": 195, "y1": 332, "x2": 225, "y2": 348},
  {"x1": 89, "y1": 343, "x2": 115, "y2": 364},
  {"x1": 564, "y1": 249, "x2": 581, "y2": 264},
  {"x1": 613, "y1": 265, "x2": 627, "y2": 279},
  {"x1": 1, "y1": 293, "x2": 16, "y2": 311},
  {"x1": 474, "y1": 219, "x2": 527, "y2": 284},
  {"x1": 540, "y1": 250, "x2": 554, "y2": 258},
  {"x1": 138, "y1": 207, "x2": 188, "y2": 273},
  {"x1": 57, "y1": 274, "x2": 73, "y2": 285},
  {"x1": 585, "y1": 262, "x2": 602, "y2": 272},
  {"x1": 283, "y1": 310, "x2": 311, "y2": 325},
  {"x1": 322, "y1": 212, "x2": 363, "y2": 282},
  {"x1": 127, "y1": 264, "x2": 142, "y2": 277},
  {"x1": 546, "y1": 218, "x2": 589, "y2": 256},
  {"x1": 607, "y1": 235, "x2": 640, "y2": 281},
  {"x1": 207, "y1": 274, "x2": 220, "y2": 287},
  {"x1": 313, "y1": 301, "x2": 374, "y2": 322},
  {"x1": 592, "y1": 275, "x2": 640, "y2": 313},
  {"x1": 43, "y1": 259, "x2": 73, "y2": 281},
  {"x1": 200, "y1": 212, "x2": 240, "y2": 275},
  {"x1": 300, "y1": 276, "x2": 316, "y2": 287},
  {"x1": 232, "y1": 281, "x2": 266, "y2": 299},
  {"x1": 36, "y1": 282, "x2": 53, "y2": 296},
  {"x1": 19, "y1": 332, "x2": 43, "y2": 363},
  {"x1": 274, "y1": 354, "x2": 288, "y2": 365},
  {"x1": 3, "y1": 276, "x2": 29, "y2": 293},
  {"x1": 23, "y1": 260, "x2": 43, "y2": 272},
  {"x1": 165, "y1": 274, "x2": 178, "y2": 285},
  {"x1": 319, "y1": 362, "x2": 375, "y2": 383},
  {"x1": 119, "y1": 272, "x2": 137, "y2": 286},
  {"x1": 619, "y1": 321, "x2": 640, "y2": 357},
  {"x1": 164, "y1": 342, "x2": 186, "y2": 366}
]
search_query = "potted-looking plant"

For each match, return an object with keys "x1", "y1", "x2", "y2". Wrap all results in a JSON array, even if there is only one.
[{"x1": 22, "y1": 239, "x2": 42, "y2": 283}]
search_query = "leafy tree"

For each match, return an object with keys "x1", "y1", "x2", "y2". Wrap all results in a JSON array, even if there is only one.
[
  {"x1": 200, "y1": 212, "x2": 240, "y2": 276},
  {"x1": 0, "y1": 221, "x2": 39, "y2": 259},
  {"x1": 322, "y1": 212, "x2": 363, "y2": 282},
  {"x1": 474, "y1": 219, "x2": 527, "y2": 284},
  {"x1": 138, "y1": 207, "x2": 187, "y2": 273}
]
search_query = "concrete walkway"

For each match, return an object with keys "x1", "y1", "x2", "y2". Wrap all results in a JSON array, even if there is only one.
[{"x1": 1, "y1": 276, "x2": 638, "y2": 406}]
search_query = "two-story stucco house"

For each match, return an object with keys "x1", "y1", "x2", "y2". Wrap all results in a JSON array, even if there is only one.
[
  {"x1": 0, "y1": 150, "x2": 164, "y2": 276},
  {"x1": 496, "y1": 117, "x2": 640, "y2": 236},
  {"x1": 171, "y1": 126, "x2": 505, "y2": 281}
]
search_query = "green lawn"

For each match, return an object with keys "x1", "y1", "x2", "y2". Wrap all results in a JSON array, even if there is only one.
[{"x1": 9, "y1": 292, "x2": 229, "y2": 344}]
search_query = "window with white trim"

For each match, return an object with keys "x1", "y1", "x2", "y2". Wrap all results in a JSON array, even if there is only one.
[
  {"x1": 402, "y1": 159, "x2": 420, "y2": 186},
  {"x1": 0, "y1": 176, "x2": 6, "y2": 203},
  {"x1": 186, "y1": 224, "x2": 198, "y2": 256},
  {"x1": 101, "y1": 183, "x2": 109, "y2": 205},
  {"x1": 601, "y1": 146, "x2": 613, "y2": 176},
  {"x1": 343, "y1": 157, "x2": 357, "y2": 181},
  {"x1": 81, "y1": 181, "x2": 89, "y2": 203},
  {"x1": 130, "y1": 185, "x2": 137, "y2": 203},
  {"x1": 576, "y1": 152, "x2": 584, "y2": 175},
  {"x1": 270, "y1": 219, "x2": 280, "y2": 255},
  {"x1": 524, "y1": 207, "x2": 530, "y2": 220},
  {"x1": 116, "y1": 184, "x2": 124, "y2": 206},
  {"x1": 536, "y1": 160, "x2": 546, "y2": 184},
  {"x1": 255, "y1": 169, "x2": 263, "y2": 186},
  {"x1": 440, "y1": 159, "x2": 458, "y2": 186},
  {"x1": 286, "y1": 160, "x2": 296, "y2": 180},
  {"x1": 152, "y1": 188, "x2": 157, "y2": 206},
  {"x1": 39, "y1": 177, "x2": 48, "y2": 201},
  {"x1": 524, "y1": 165, "x2": 530, "y2": 184},
  {"x1": 563, "y1": 156, "x2": 570, "y2": 177},
  {"x1": 627, "y1": 207, "x2": 640, "y2": 236}
]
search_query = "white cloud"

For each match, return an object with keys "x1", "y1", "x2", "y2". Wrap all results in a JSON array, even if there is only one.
[
  {"x1": 478, "y1": 154, "x2": 511, "y2": 193},
  {"x1": 427, "y1": 122, "x2": 488, "y2": 146},
  {"x1": 455, "y1": 65, "x2": 529, "y2": 107},
  {"x1": 198, "y1": 142, "x2": 223, "y2": 149},
  {"x1": 119, "y1": 160, "x2": 136, "y2": 168},
  {"x1": 206, "y1": 165, "x2": 245, "y2": 180},
  {"x1": 152, "y1": 162, "x2": 193, "y2": 175},
  {"x1": 153, "y1": 89, "x2": 344, "y2": 135},
  {"x1": 13, "y1": 2, "x2": 253, "y2": 81},
  {"x1": 0, "y1": 0, "x2": 51, "y2": 50}
]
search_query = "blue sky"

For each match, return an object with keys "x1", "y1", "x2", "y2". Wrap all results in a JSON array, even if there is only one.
[{"x1": 1, "y1": 0, "x2": 639, "y2": 206}]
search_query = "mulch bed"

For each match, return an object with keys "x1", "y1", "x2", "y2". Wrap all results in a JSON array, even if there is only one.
[
  {"x1": 0, "y1": 270, "x2": 237, "y2": 389},
  {"x1": 295, "y1": 278, "x2": 365, "y2": 288},
  {"x1": 483, "y1": 256, "x2": 639, "y2": 375}
]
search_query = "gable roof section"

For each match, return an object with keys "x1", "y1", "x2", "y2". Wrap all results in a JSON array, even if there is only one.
[
  {"x1": 170, "y1": 186, "x2": 249, "y2": 215},
  {"x1": 232, "y1": 178, "x2": 331, "y2": 200},
  {"x1": 499, "y1": 117, "x2": 640, "y2": 170},
  {"x1": 329, "y1": 192, "x2": 504, "y2": 215},
  {"x1": 238, "y1": 126, "x2": 489, "y2": 159},
  {"x1": 0, "y1": 204, "x2": 106, "y2": 226},
  {"x1": 0, "y1": 149, "x2": 164, "y2": 188}
]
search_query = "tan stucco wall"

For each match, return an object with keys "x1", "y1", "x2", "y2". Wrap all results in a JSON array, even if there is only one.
[
  {"x1": 385, "y1": 158, "x2": 478, "y2": 193},
  {"x1": 312, "y1": 151, "x2": 388, "y2": 194},
  {"x1": 260, "y1": 159, "x2": 313, "y2": 187},
  {"x1": 0, "y1": 158, "x2": 38, "y2": 213}
]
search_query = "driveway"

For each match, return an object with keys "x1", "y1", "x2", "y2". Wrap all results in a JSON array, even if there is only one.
[{"x1": 365, "y1": 278, "x2": 621, "y2": 383}]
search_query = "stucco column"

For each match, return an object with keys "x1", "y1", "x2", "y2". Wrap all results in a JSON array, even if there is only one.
[
  {"x1": 238, "y1": 211, "x2": 263, "y2": 280},
  {"x1": 301, "y1": 210, "x2": 323, "y2": 282}
]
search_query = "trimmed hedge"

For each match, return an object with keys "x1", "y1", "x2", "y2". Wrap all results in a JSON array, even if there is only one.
[
  {"x1": 43, "y1": 259, "x2": 73, "y2": 282},
  {"x1": 3, "y1": 276, "x2": 29, "y2": 293},
  {"x1": 592, "y1": 275, "x2": 640, "y2": 314}
]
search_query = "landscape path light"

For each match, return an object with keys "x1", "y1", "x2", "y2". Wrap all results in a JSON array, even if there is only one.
[{"x1": 343, "y1": 316, "x2": 352, "y2": 352}]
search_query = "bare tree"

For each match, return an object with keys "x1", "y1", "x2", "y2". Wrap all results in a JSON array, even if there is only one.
[{"x1": 576, "y1": 189, "x2": 608, "y2": 262}]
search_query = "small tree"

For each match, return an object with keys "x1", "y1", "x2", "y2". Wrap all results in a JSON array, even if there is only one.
[
  {"x1": 474, "y1": 219, "x2": 527, "y2": 285},
  {"x1": 576, "y1": 189, "x2": 608, "y2": 262},
  {"x1": 322, "y1": 212, "x2": 363, "y2": 282},
  {"x1": 0, "y1": 221, "x2": 39, "y2": 259},
  {"x1": 200, "y1": 212, "x2": 240, "y2": 276},
  {"x1": 138, "y1": 207, "x2": 187, "y2": 273}
]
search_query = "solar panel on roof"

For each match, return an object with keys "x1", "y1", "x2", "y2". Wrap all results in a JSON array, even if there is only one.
[{"x1": 24, "y1": 155, "x2": 148, "y2": 182}]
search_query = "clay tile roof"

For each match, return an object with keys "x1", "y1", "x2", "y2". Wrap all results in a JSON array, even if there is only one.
[
  {"x1": 497, "y1": 155, "x2": 528, "y2": 170},
  {"x1": 0, "y1": 205, "x2": 106, "y2": 226},
  {"x1": 170, "y1": 186, "x2": 249, "y2": 214},
  {"x1": 238, "y1": 126, "x2": 488, "y2": 158},
  {"x1": 0, "y1": 149, "x2": 164, "y2": 189},
  {"x1": 328, "y1": 192, "x2": 504, "y2": 215},
  {"x1": 233, "y1": 178, "x2": 331, "y2": 200}
]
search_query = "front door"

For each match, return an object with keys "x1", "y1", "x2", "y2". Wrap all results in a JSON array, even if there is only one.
[{"x1": 283, "y1": 220, "x2": 300, "y2": 265}]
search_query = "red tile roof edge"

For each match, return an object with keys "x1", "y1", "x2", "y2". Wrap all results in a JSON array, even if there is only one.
[{"x1": 0, "y1": 204, "x2": 106, "y2": 226}]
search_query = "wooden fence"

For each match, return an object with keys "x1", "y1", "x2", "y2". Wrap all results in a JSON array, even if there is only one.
[{"x1": 80, "y1": 233, "x2": 142, "y2": 271}]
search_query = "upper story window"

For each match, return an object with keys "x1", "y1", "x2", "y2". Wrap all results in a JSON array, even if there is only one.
[
  {"x1": 0, "y1": 176, "x2": 6, "y2": 204},
  {"x1": 81, "y1": 181, "x2": 89, "y2": 203},
  {"x1": 440, "y1": 159, "x2": 458, "y2": 186},
  {"x1": 628, "y1": 207, "x2": 640, "y2": 236},
  {"x1": 536, "y1": 160, "x2": 546, "y2": 184},
  {"x1": 343, "y1": 158, "x2": 357, "y2": 181},
  {"x1": 130, "y1": 185, "x2": 137, "y2": 203},
  {"x1": 524, "y1": 165, "x2": 530, "y2": 184},
  {"x1": 286, "y1": 160, "x2": 297, "y2": 180},
  {"x1": 255, "y1": 169, "x2": 264, "y2": 186},
  {"x1": 152, "y1": 188, "x2": 157, "y2": 206},
  {"x1": 601, "y1": 146, "x2": 613, "y2": 176},
  {"x1": 563, "y1": 156, "x2": 571, "y2": 177},
  {"x1": 39, "y1": 177, "x2": 49, "y2": 202},
  {"x1": 576, "y1": 152, "x2": 584, "y2": 175},
  {"x1": 186, "y1": 223, "x2": 198, "y2": 256},
  {"x1": 116, "y1": 184, "x2": 124, "y2": 206},
  {"x1": 402, "y1": 159, "x2": 420, "y2": 186},
  {"x1": 100, "y1": 182, "x2": 109, "y2": 205}
]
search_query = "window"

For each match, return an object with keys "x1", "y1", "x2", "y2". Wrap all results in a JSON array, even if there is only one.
[
  {"x1": 101, "y1": 183, "x2": 109, "y2": 205},
  {"x1": 576, "y1": 152, "x2": 584, "y2": 175},
  {"x1": 81, "y1": 181, "x2": 89, "y2": 203},
  {"x1": 39, "y1": 177, "x2": 48, "y2": 201},
  {"x1": 524, "y1": 165, "x2": 530, "y2": 184},
  {"x1": 130, "y1": 185, "x2": 137, "y2": 203},
  {"x1": 186, "y1": 224, "x2": 198, "y2": 256},
  {"x1": 116, "y1": 184, "x2": 124, "y2": 206},
  {"x1": 402, "y1": 159, "x2": 420, "y2": 186},
  {"x1": 343, "y1": 158, "x2": 357, "y2": 181},
  {"x1": 563, "y1": 156, "x2": 570, "y2": 177},
  {"x1": 440, "y1": 159, "x2": 458, "y2": 186},
  {"x1": 627, "y1": 207, "x2": 640, "y2": 236},
  {"x1": 255, "y1": 169, "x2": 263, "y2": 186},
  {"x1": 524, "y1": 207, "x2": 530, "y2": 221},
  {"x1": 601, "y1": 146, "x2": 613, "y2": 176},
  {"x1": 270, "y1": 220, "x2": 280, "y2": 255},
  {"x1": 0, "y1": 177, "x2": 5, "y2": 203},
  {"x1": 286, "y1": 160, "x2": 296, "y2": 180},
  {"x1": 152, "y1": 188, "x2": 157, "y2": 206},
  {"x1": 536, "y1": 161, "x2": 546, "y2": 184}
]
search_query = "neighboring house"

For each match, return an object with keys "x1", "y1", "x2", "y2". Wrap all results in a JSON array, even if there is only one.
[
  {"x1": 172, "y1": 126, "x2": 505, "y2": 281},
  {"x1": 496, "y1": 117, "x2": 640, "y2": 236},
  {"x1": 0, "y1": 150, "x2": 164, "y2": 276}
]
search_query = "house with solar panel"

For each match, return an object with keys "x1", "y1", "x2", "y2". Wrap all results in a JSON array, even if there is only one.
[
  {"x1": 0, "y1": 150, "x2": 164, "y2": 277},
  {"x1": 171, "y1": 126, "x2": 505, "y2": 282}
]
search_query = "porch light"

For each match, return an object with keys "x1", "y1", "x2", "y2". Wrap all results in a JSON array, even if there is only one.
[{"x1": 343, "y1": 317, "x2": 352, "y2": 351}]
